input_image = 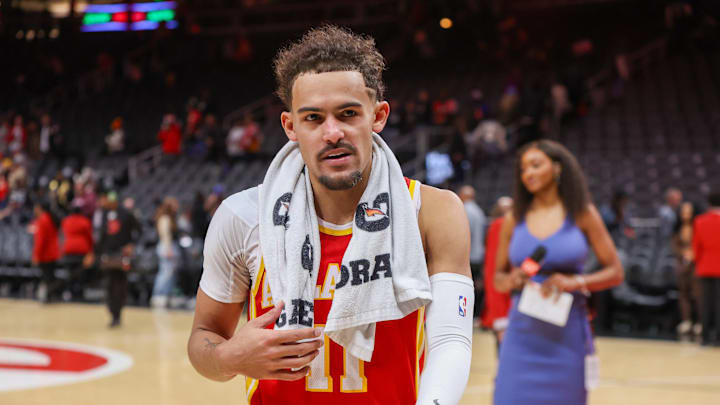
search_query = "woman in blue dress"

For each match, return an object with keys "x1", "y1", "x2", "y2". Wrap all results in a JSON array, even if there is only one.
[{"x1": 493, "y1": 140, "x2": 624, "y2": 405}]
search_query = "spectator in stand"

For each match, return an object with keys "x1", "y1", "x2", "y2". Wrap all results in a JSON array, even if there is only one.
[
  {"x1": 468, "y1": 88, "x2": 490, "y2": 128},
  {"x1": 38, "y1": 114, "x2": 59, "y2": 159},
  {"x1": 601, "y1": 190, "x2": 635, "y2": 243},
  {"x1": 432, "y1": 90, "x2": 459, "y2": 126},
  {"x1": 185, "y1": 98, "x2": 203, "y2": 139},
  {"x1": 551, "y1": 82, "x2": 572, "y2": 124},
  {"x1": 190, "y1": 191, "x2": 208, "y2": 240},
  {"x1": 158, "y1": 113, "x2": 183, "y2": 157},
  {"x1": 199, "y1": 114, "x2": 224, "y2": 162},
  {"x1": 498, "y1": 85, "x2": 520, "y2": 125},
  {"x1": 659, "y1": 187, "x2": 683, "y2": 237},
  {"x1": 240, "y1": 112, "x2": 262, "y2": 157},
  {"x1": 0, "y1": 113, "x2": 9, "y2": 155},
  {"x1": 226, "y1": 118, "x2": 245, "y2": 164},
  {"x1": 481, "y1": 196, "x2": 513, "y2": 348},
  {"x1": 105, "y1": 117, "x2": 125, "y2": 155},
  {"x1": 49, "y1": 167, "x2": 74, "y2": 215},
  {"x1": 0, "y1": 171, "x2": 8, "y2": 209},
  {"x1": 151, "y1": 197, "x2": 181, "y2": 308},
  {"x1": 457, "y1": 185, "x2": 487, "y2": 324},
  {"x1": 61, "y1": 204, "x2": 94, "y2": 300},
  {"x1": 72, "y1": 174, "x2": 98, "y2": 219},
  {"x1": 35, "y1": 114, "x2": 61, "y2": 180},
  {"x1": 31, "y1": 201, "x2": 61, "y2": 303},
  {"x1": 692, "y1": 190, "x2": 720, "y2": 346},
  {"x1": 204, "y1": 184, "x2": 224, "y2": 217},
  {"x1": 0, "y1": 157, "x2": 30, "y2": 221},
  {"x1": 8, "y1": 115, "x2": 27, "y2": 156},
  {"x1": 448, "y1": 117, "x2": 469, "y2": 183},
  {"x1": 673, "y1": 201, "x2": 702, "y2": 339},
  {"x1": 470, "y1": 119, "x2": 508, "y2": 158}
]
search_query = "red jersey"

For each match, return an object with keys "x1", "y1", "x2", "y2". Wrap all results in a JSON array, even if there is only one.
[{"x1": 246, "y1": 179, "x2": 425, "y2": 405}]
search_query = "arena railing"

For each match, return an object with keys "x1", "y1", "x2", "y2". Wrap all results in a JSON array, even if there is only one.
[{"x1": 128, "y1": 145, "x2": 163, "y2": 184}]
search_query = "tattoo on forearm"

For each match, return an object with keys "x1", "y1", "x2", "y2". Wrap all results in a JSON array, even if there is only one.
[{"x1": 204, "y1": 338, "x2": 219, "y2": 350}]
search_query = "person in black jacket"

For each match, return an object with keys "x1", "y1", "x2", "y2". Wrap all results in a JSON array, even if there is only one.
[{"x1": 96, "y1": 190, "x2": 141, "y2": 328}]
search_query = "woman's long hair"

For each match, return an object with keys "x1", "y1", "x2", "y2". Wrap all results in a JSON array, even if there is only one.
[
  {"x1": 154, "y1": 197, "x2": 179, "y2": 234},
  {"x1": 513, "y1": 140, "x2": 592, "y2": 221}
]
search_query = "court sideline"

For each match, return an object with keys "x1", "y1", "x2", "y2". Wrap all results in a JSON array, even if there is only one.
[{"x1": 1, "y1": 299, "x2": 719, "y2": 404}]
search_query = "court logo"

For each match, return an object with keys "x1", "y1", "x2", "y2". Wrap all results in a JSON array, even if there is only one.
[
  {"x1": 0, "y1": 338, "x2": 133, "y2": 392},
  {"x1": 458, "y1": 296, "x2": 467, "y2": 317},
  {"x1": 355, "y1": 192, "x2": 390, "y2": 232},
  {"x1": 273, "y1": 192, "x2": 292, "y2": 229}
]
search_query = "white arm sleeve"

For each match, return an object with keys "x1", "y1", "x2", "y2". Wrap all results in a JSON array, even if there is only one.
[{"x1": 416, "y1": 272, "x2": 474, "y2": 405}]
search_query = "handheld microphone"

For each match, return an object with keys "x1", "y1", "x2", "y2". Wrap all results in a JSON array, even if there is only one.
[{"x1": 521, "y1": 245, "x2": 547, "y2": 277}]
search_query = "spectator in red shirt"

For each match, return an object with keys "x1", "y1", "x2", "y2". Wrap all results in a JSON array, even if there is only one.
[
  {"x1": 8, "y1": 115, "x2": 27, "y2": 156},
  {"x1": 0, "y1": 172, "x2": 8, "y2": 208},
  {"x1": 31, "y1": 202, "x2": 60, "y2": 303},
  {"x1": 481, "y1": 196, "x2": 513, "y2": 350},
  {"x1": 693, "y1": 191, "x2": 720, "y2": 346},
  {"x1": 158, "y1": 113, "x2": 182, "y2": 156},
  {"x1": 62, "y1": 205, "x2": 95, "y2": 300}
]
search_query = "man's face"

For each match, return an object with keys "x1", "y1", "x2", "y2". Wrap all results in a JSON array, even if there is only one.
[
  {"x1": 281, "y1": 71, "x2": 388, "y2": 191},
  {"x1": 668, "y1": 190, "x2": 682, "y2": 208}
]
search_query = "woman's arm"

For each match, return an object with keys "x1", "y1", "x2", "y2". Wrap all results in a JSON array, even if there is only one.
[
  {"x1": 493, "y1": 212, "x2": 526, "y2": 293},
  {"x1": 543, "y1": 204, "x2": 624, "y2": 296}
]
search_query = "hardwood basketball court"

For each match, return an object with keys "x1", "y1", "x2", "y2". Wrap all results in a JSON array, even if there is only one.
[{"x1": 1, "y1": 299, "x2": 718, "y2": 405}]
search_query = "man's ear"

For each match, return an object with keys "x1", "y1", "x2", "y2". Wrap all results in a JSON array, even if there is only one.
[
  {"x1": 281, "y1": 111, "x2": 297, "y2": 141},
  {"x1": 371, "y1": 101, "x2": 390, "y2": 134}
]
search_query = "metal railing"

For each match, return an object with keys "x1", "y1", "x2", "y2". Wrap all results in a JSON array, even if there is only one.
[{"x1": 128, "y1": 145, "x2": 164, "y2": 184}]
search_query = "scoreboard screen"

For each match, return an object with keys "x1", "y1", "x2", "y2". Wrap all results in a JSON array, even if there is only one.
[{"x1": 81, "y1": 1, "x2": 178, "y2": 32}]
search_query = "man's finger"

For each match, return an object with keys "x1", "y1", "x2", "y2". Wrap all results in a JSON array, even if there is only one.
[
  {"x1": 275, "y1": 350, "x2": 319, "y2": 370},
  {"x1": 248, "y1": 301, "x2": 285, "y2": 328},
  {"x1": 270, "y1": 366, "x2": 310, "y2": 381},
  {"x1": 273, "y1": 340, "x2": 324, "y2": 359},
  {"x1": 271, "y1": 327, "x2": 322, "y2": 344}
]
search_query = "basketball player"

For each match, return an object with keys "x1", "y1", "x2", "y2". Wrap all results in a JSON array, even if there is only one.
[{"x1": 188, "y1": 25, "x2": 474, "y2": 405}]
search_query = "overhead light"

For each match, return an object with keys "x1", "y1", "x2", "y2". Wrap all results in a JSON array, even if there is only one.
[
  {"x1": 50, "y1": 28, "x2": 60, "y2": 39},
  {"x1": 16, "y1": 30, "x2": 24, "y2": 40},
  {"x1": 439, "y1": 17, "x2": 453, "y2": 29},
  {"x1": 26, "y1": 30, "x2": 35, "y2": 41}
]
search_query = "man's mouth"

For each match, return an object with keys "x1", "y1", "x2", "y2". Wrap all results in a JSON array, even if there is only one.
[{"x1": 324, "y1": 152, "x2": 351, "y2": 160}]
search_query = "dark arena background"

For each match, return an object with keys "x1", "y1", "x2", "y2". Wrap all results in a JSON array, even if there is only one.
[{"x1": 1, "y1": 0, "x2": 719, "y2": 404}]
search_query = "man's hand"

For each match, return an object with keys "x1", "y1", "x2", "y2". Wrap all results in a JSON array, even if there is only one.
[{"x1": 216, "y1": 301, "x2": 324, "y2": 381}]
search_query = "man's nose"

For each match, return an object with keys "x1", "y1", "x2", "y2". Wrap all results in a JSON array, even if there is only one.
[{"x1": 321, "y1": 116, "x2": 344, "y2": 144}]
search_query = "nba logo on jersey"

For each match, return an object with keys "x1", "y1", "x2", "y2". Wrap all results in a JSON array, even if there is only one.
[{"x1": 458, "y1": 295, "x2": 467, "y2": 317}]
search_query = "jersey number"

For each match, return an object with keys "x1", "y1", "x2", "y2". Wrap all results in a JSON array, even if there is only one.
[{"x1": 306, "y1": 332, "x2": 367, "y2": 393}]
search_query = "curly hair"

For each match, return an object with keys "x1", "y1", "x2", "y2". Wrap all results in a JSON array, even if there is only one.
[
  {"x1": 513, "y1": 140, "x2": 593, "y2": 221},
  {"x1": 273, "y1": 24, "x2": 386, "y2": 110}
]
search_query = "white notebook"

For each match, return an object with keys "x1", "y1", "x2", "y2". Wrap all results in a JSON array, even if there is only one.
[{"x1": 517, "y1": 281, "x2": 573, "y2": 327}]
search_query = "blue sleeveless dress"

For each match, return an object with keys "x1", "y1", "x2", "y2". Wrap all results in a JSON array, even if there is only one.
[{"x1": 493, "y1": 218, "x2": 594, "y2": 405}]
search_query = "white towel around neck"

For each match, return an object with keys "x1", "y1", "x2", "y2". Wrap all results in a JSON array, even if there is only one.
[{"x1": 258, "y1": 133, "x2": 431, "y2": 361}]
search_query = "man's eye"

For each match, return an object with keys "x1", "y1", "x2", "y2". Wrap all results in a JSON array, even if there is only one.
[
  {"x1": 305, "y1": 114, "x2": 320, "y2": 121},
  {"x1": 341, "y1": 110, "x2": 357, "y2": 117}
]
